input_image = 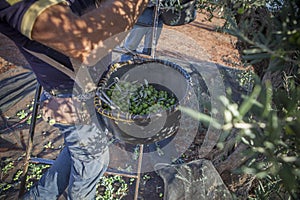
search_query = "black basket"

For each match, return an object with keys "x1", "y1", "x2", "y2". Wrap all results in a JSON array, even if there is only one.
[
  {"x1": 94, "y1": 58, "x2": 192, "y2": 144},
  {"x1": 161, "y1": 0, "x2": 197, "y2": 26}
]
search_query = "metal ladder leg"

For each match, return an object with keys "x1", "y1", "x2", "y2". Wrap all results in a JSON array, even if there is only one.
[
  {"x1": 19, "y1": 83, "x2": 42, "y2": 198},
  {"x1": 134, "y1": 144, "x2": 143, "y2": 200}
]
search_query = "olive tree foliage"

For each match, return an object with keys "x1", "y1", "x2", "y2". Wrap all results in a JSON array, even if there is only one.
[
  {"x1": 196, "y1": 0, "x2": 299, "y2": 79},
  {"x1": 182, "y1": 0, "x2": 300, "y2": 198}
]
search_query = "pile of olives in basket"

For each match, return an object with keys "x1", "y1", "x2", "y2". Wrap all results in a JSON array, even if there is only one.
[{"x1": 101, "y1": 80, "x2": 177, "y2": 115}]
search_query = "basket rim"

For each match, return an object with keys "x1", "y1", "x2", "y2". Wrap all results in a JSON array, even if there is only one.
[{"x1": 94, "y1": 58, "x2": 192, "y2": 122}]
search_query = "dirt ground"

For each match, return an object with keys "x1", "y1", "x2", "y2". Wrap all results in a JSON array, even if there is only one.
[{"x1": 0, "y1": 11, "x2": 250, "y2": 200}]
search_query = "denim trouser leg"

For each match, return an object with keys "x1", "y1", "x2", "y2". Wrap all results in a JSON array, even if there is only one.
[
  {"x1": 121, "y1": 26, "x2": 158, "y2": 61},
  {"x1": 65, "y1": 124, "x2": 109, "y2": 200},
  {"x1": 24, "y1": 147, "x2": 71, "y2": 199},
  {"x1": 23, "y1": 124, "x2": 109, "y2": 200},
  {"x1": 123, "y1": 25, "x2": 148, "y2": 52},
  {"x1": 142, "y1": 21, "x2": 163, "y2": 55},
  {"x1": 121, "y1": 26, "x2": 146, "y2": 61}
]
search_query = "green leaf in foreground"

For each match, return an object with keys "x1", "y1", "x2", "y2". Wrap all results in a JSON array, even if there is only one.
[{"x1": 178, "y1": 106, "x2": 222, "y2": 129}]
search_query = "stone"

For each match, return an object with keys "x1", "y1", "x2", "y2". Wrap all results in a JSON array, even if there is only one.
[{"x1": 155, "y1": 159, "x2": 233, "y2": 200}]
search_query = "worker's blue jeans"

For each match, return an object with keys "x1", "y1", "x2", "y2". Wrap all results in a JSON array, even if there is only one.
[
  {"x1": 121, "y1": 6, "x2": 163, "y2": 61},
  {"x1": 23, "y1": 123, "x2": 109, "y2": 200}
]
